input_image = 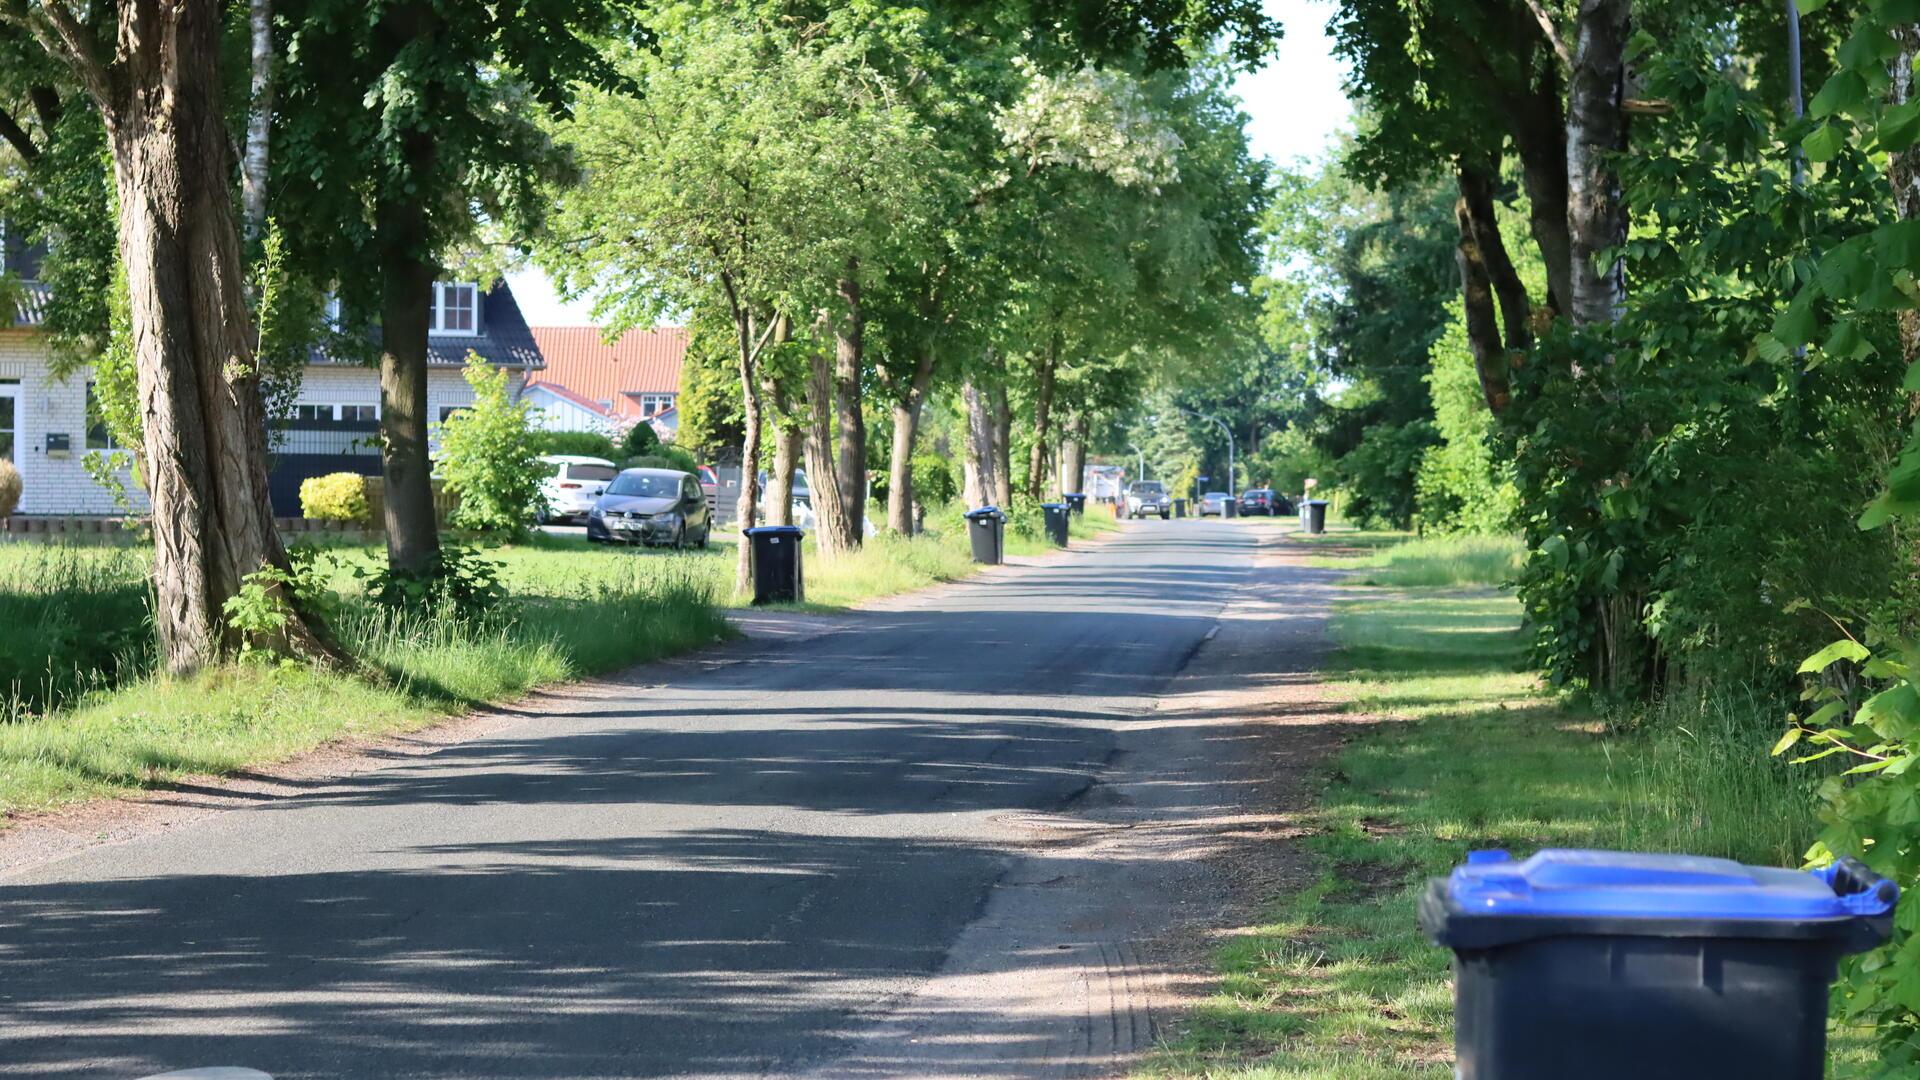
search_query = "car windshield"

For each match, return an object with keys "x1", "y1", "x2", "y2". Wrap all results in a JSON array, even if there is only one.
[
  {"x1": 567, "y1": 464, "x2": 618, "y2": 482},
  {"x1": 1129, "y1": 483, "x2": 1164, "y2": 495},
  {"x1": 606, "y1": 473, "x2": 681, "y2": 498}
]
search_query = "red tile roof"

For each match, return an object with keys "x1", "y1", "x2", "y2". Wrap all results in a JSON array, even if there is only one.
[{"x1": 528, "y1": 326, "x2": 687, "y2": 421}]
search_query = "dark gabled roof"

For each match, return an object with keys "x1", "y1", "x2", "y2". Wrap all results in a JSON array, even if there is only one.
[{"x1": 310, "y1": 282, "x2": 544, "y2": 370}]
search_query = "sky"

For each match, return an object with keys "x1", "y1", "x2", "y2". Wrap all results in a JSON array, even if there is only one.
[{"x1": 506, "y1": 0, "x2": 1352, "y2": 327}]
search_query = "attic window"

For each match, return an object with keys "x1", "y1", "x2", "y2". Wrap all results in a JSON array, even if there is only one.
[{"x1": 431, "y1": 283, "x2": 478, "y2": 335}]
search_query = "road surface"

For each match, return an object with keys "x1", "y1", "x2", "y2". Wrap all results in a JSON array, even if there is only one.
[{"x1": 0, "y1": 520, "x2": 1338, "y2": 1079}]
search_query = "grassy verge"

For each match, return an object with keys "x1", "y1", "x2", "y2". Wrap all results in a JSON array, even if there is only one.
[
  {"x1": 1147, "y1": 533, "x2": 1828, "y2": 1079},
  {"x1": 0, "y1": 504, "x2": 1122, "y2": 822}
]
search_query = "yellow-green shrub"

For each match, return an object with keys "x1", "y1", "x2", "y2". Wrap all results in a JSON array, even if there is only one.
[{"x1": 300, "y1": 472, "x2": 371, "y2": 523}]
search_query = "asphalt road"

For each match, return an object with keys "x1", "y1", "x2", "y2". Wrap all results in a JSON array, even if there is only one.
[{"x1": 0, "y1": 521, "x2": 1260, "y2": 1080}]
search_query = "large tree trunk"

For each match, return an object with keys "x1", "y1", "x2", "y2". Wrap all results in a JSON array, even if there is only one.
[
  {"x1": 1568, "y1": 0, "x2": 1631, "y2": 326},
  {"x1": 990, "y1": 381, "x2": 1013, "y2": 507},
  {"x1": 886, "y1": 345, "x2": 938, "y2": 534},
  {"x1": 94, "y1": 0, "x2": 333, "y2": 671},
  {"x1": 1023, "y1": 340, "x2": 1058, "y2": 499},
  {"x1": 375, "y1": 176, "x2": 441, "y2": 575},
  {"x1": 1511, "y1": 80, "x2": 1573, "y2": 317},
  {"x1": 803, "y1": 350, "x2": 858, "y2": 555},
  {"x1": 730, "y1": 310, "x2": 784, "y2": 595},
  {"x1": 961, "y1": 375, "x2": 992, "y2": 508},
  {"x1": 1059, "y1": 411, "x2": 1087, "y2": 499},
  {"x1": 762, "y1": 373, "x2": 801, "y2": 528},
  {"x1": 833, "y1": 271, "x2": 867, "y2": 542}
]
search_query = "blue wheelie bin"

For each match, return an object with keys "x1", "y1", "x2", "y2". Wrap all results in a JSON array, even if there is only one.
[{"x1": 1419, "y1": 849, "x2": 1897, "y2": 1080}]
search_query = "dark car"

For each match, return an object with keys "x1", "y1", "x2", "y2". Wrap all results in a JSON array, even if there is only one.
[
  {"x1": 1238, "y1": 488, "x2": 1293, "y2": 516},
  {"x1": 587, "y1": 468, "x2": 713, "y2": 549}
]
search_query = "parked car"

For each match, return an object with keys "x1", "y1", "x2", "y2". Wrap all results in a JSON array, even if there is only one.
[
  {"x1": 1238, "y1": 488, "x2": 1292, "y2": 516},
  {"x1": 537, "y1": 455, "x2": 619, "y2": 524},
  {"x1": 1199, "y1": 491, "x2": 1234, "y2": 516},
  {"x1": 1124, "y1": 480, "x2": 1172, "y2": 519},
  {"x1": 586, "y1": 468, "x2": 713, "y2": 549}
]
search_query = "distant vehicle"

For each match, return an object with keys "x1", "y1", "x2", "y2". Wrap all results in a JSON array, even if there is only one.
[
  {"x1": 1238, "y1": 488, "x2": 1291, "y2": 516},
  {"x1": 698, "y1": 464, "x2": 719, "y2": 512},
  {"x1": 1199, "y1": 491, "x2": 1234, "y2": 517},
  {"x1": 1125, "y1": 480, "x2": 1171, "y2": 520},
  {"x1": 537, "y1": 455, "x2": 619, "y2": 524},
  {"x1": 587, "y1": 468, "x2": 713, "y2": 549}
]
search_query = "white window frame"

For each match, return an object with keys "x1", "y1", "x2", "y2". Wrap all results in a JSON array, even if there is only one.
[
  {"x1": 430, "y1": 282, "x2": 480, "y2": 336},
  {"x1": 639, "y1": 393, "x2": 675, "y2": 418}
]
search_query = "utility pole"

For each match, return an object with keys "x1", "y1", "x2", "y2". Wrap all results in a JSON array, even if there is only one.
[{"x1": 1129, "y1": 443, "x2": 1146, "y2": 481}]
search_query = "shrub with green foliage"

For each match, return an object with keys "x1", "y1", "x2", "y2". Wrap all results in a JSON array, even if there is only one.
[
  {"x1": 627, "y1": 445, "x2": 701, "y2": 475},
  {"x1": 437, "y1": 355, "x2": 548, "y2": 537},
  {"x1": 622, "y1": 421, "x2": 661, "y2": 458},
  {"x1": 1336, "y1": 419, "x2": 1434, "y2": 529},
  {"x1": 911, "y1": 453, "x2": 957, "y2": 508},
  {"x1": 299, "y1": 472, "x2": 371, "y2": 524},
  {"x1": 1415, "y1": 312, "x2": 1515, "y2": 534},
  {"x1": 530, "y1": 430, "x2": 618, "y2": 460}
]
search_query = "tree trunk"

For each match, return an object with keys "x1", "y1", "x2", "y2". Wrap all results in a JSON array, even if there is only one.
[
  {"x1": 1568, "y1": 0, "x2": 1631, "y2": 326},
  {"x1": 886, "y1": 345, "x2": 938, "y2": 534},
  {"x1": 833, "y1": 271, "x2": 866, "y2": 542},
  {"x1": 803, "y1": 350, "x2": 858, "y2": 555},
  {"x1": 1511, "y1": 81, "x2": 1573, "y2": 317},
  {"x1": 1023, "y1": 340, "x2": 1058, "y2": 499},
  {"x1": 375, "y1": 175, "x2": 441, "y2": 575},
  {"x1": 1059, "y1": 412, "x2": 1087, "y2": 499},
  {"x1": 961, "y1": 375, "x2": 992, "y2": 508},
  {"x1": 763, "y1": 374, "x2": 801, "y2": 528},
  {"x1": 730, "y1": 310, "x2": 784, "y2": 595},
  {"x1": 1889, "y1": 25, "x2": 1920, "y2": 361},
  {"x1": 95, "y1": 0, "x2": 333, "y2": 671},
  {"x1": 1453, "y1": 161, "x2": 1524, "y2": 413},
  {"x1": 990, "y1": 382, "x2": 1013, "y2": 507},
  {"x1": 242, "y1": 0, "x2": 273, "y2": 242}
]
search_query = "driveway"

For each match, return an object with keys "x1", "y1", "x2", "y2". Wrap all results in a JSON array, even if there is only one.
[{"x1": 0, "y1": 521, "x2": 1343, "y2": 1079}]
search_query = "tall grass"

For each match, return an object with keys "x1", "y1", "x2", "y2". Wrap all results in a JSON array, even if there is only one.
[
  {"x1": 0, "y1": 543, "x2": 153, "y2": 718},
  {"x1": 1349, "y1": 533, "x2": 1524, "y2": 588}
]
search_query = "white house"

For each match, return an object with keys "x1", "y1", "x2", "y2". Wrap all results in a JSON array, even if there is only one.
[{"x1": 1, "y1": 230, "x2": 545, "y2": 517}]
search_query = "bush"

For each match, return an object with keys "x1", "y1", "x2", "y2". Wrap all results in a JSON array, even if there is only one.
[
  {"x1": 626, "y1": 445, "x2": 700, "y2": 474},
  {"x1": 1415, "y1": 312, "x2": 1516, "y2": 534},
  {"x1": 530, "y1": 430, "x2": 618, "y2": 460},
  {"x1": 0, "y1": 457, "x2": 20, "y2": 518},
  {"x1": 910, "y1": 453, "x2": 957, "y2": 507},
  {"x1": 299, "y1": 472, "x2": 371, "y2": 524},
  {"x1": 622, "y1": 421, "x2": 661, "y2": 458},
  {"x1": 437, "y1": 355, "x2": 548, "y2": 536}
]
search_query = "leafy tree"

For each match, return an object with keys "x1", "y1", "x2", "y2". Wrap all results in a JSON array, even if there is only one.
[{"x1": 437, "y1": 356, "x2": 546, "y2": 537}]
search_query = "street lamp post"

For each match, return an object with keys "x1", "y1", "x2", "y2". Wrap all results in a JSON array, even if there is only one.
[{"x1": 1129, "y1": 443, "x2": 1145, "y2": 481}]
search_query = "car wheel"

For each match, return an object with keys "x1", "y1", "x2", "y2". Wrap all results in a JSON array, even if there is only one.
[
  {"x1": 1160, "y1": 512, "x2": 1169, "y2": 520},
  {"x1": 673, "y1": 524, "x2": 687, "y2": 550},
  {"x1": 700, "y1": 525, "x2": 711, "y2": 550}
]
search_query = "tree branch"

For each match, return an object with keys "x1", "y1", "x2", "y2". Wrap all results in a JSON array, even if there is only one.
[
  {"x1": 0, "y1": 103, "x2": 39, "y2": 160},
  {"x1": 1522, "y1": 0, "x2": 1573, "y2": 70},
  {"x1": 6, "y1": 0, "x2": 110, "y2": 107}
]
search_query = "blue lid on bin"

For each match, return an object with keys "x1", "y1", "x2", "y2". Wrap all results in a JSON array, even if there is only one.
[
  {"x1": 743, "y1": 525, "x2": 805, "y2": 538},
  {"x1": 1063, "y1": 492, "x2": 1085, "y2": 497},
  {"x1": 1446, "y1": 849, "x2": 1898, "y2": 922},
  {"x1": 964, "y1": 506, "x2": 1003, "y2": 519},
  {"x1": 1040, "y1": 502, "x2": 1067, "y2": 510}
]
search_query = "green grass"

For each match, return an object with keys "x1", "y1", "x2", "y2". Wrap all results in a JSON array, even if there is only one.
[
  {"x1": 0, "y1": 504, "x2": 1123, "y2": 821},
  {"x1": 1147, "y1": 539, "x2": 1830, "y2": 1079}
]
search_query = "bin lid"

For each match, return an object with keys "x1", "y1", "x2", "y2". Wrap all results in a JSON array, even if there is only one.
[
  {"x1": 1041, "y1": 502, "x2": 1067, "y2": 510},
  {"x1": 743, "y1": 525, "x2": 805, "y2": 538},
  {"x1": 1421, "y1": 849, "x2": 1898, "y2": 951},
  {"x1": 964, "y1": 506, "x2": 1003, "y2": 520},
  {"x1": 1063, "y1": 492, "x2": 1085, "y2": 497}
]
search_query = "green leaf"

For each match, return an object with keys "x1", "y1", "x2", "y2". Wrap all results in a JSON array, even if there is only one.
[
  {"x1": 1774, "y1": 288, "x2": 1820, "y2": 347},
  {"x1": 1773, "y1": 727, "x2": 1805, "y2": 756},
  {"x1": 1801, "y1": 639, "x2": 1871, "y2": 673},
  {"x1": 1878, "y1": 219, "x2": 1920, "y2": 272},
  {"x1": 1805, "y1": 700, "x2": 1850, "y2": 729},
  {"x1": 1884, "y1": 100, "x2": 1920, "y2": 152},
  {"x1": 1824, "y1": 318, "x2": 1875, "y2": 361},
  {"x1": 1540, "y1": 534, "x2": 1568, "y2": 571},
  {"x1": 1811, "y1": 71, "x2": 1869, "y2": 119},
  {"x1": 1804, "y1": 121, "x2": 1848, "y2": 162}
]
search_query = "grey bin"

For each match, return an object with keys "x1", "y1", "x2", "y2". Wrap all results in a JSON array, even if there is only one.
[
  {"x1": 744, "y1": 525, "x2": 805, "y2": 604},
  {"x1": 963, "y1": 507, "x2": 1005, "y2": 565},
  {"x1": 1173, "y1": 498, "x2": 1187, "y2": 518},
  {"x1": 1041, "y1": 503, "x2": 1070, "y2": 547},
  {"x1": 1300, "y1": 499, "x2": 1328, "y2": 534}
]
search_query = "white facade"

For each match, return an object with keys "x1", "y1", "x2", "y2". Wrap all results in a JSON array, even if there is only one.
[
  {"x1": 0, "y1": 332, "x2": 144, "y2": 516},
  {"x1": 0, "y1": 334, "x2": 524, "y2": 517},
  {"x1": 522, "y1": 383, "x2": 613, "y2": 435}
]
